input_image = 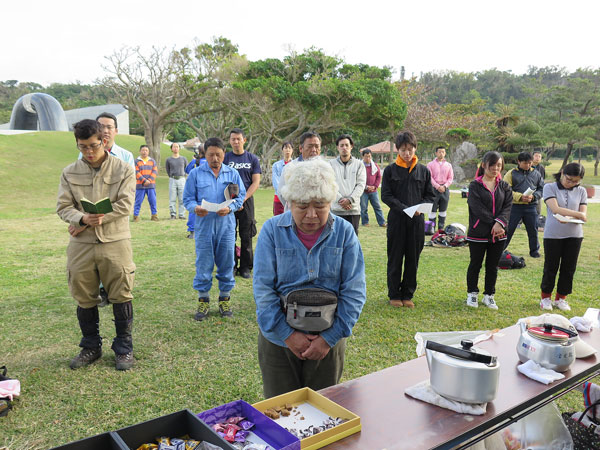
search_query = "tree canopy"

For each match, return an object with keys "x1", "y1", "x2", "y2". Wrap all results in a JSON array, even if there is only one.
[{"x1": 3, "y1": 42, "x2": 600, "y2": 176}]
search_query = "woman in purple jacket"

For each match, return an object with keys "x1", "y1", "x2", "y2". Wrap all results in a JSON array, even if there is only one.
[{"x1": 465, "y1": 151, "x2": 513, "y2": 310}]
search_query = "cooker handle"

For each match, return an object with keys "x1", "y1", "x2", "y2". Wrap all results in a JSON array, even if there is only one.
[
  {"x1": 425, "y1": 340, "x2": 495, "y2": 365},
  {"x1": 548, "y1": 324, "x2": 578, "y2": 338}
]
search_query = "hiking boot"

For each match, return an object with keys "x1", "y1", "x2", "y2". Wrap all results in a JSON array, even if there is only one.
[
  {"x1": 115, "y1": 352, "x2": 134, "y2": 371},
  {"x1": 402, "y1": 300, "x2": 415, "y2": 308},
  {"x1": 70, "y1": 347, "x2": 102, "y2": 369},
  {"x1": 194, "y1": 298, "x2": 210, "y2": 321},
  {"x1": 389, "y1": 299, "x2": 403, "y2": 307},
  {"x1": 133, "y1": 215, "x2": 139, "y2": 222},
  {"x1": 151, "y1": 214, "x2": 159, "y2": 222},
  {"x1": 379, "y1": 223, "x2": 387, "y2": 228},
  {"x1": 187, "y1": 232, "x2": 194, "y2": 239},
  {"x1": 482, "y1": 294, "x2": 498, "y2": 310},
  {"x1": 178, "y1": 216, "x2": 186, "y2": 219},
  {"x1": 553, "y1": 298, "x2": 571, "y2": 311},
  {"x1": 170, "y1": 215, "x2": 176, "y2": 220},
  {"x1": 362, "y1": 223, "x2": 370, "y2": 227},
  {"x1": 466, "y1": 292, "x2": 479, "y2": 308},
  {"x1": 540, "y1": 298, "x2": 553, "y2": 311},
  {"x1": 98, "y1": 287, "x2": 109, "y2": 307},
  {"x1": 530, "y1": 251, "x2": 541, "y2": 258},
  {"x1": 218, "y1": 297, "x2": 233, "y2": 318}
]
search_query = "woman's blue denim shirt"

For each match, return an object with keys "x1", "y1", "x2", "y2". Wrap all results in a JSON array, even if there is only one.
[{"x1": 253, "y1": 211, "x2": 366, "y2": 348}]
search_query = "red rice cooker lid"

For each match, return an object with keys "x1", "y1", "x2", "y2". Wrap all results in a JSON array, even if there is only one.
[{"x1": 528, "y1": 325, "x2": 569, "y2": 342}]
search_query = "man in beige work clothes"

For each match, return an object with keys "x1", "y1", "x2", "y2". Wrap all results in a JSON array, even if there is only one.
[{"x1": 57, "y1": 119, "x2": 136, "y2": 371}]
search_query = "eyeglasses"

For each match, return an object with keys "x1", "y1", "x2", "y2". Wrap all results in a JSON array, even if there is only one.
[
  {"x1": 77, "y1": 142, "x2": 103, "y2": 151},
  {"x1": 562, "y1": 175, "x2": 581, "y2": 186}
]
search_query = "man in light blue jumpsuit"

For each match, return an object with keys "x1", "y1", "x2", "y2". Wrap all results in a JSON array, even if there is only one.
[{"x1": 183, "y1": 137, "x2": 246, "y2": 321}]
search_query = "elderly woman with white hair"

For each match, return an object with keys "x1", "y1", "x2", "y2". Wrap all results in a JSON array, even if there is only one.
[{"x1": 253, "y1": 158, "x2": 367, "y2": 398}]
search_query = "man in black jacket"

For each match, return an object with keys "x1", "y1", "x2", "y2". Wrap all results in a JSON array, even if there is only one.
[
  {"x1": 532, "y1": 150, "x2": 546, "y2": 227},
  {"x1": 381, "y1": 131, "x2": 436, "y2": 308},
  {"x1": 503, "y1": 152, "x2": 544, "y2": 257}
]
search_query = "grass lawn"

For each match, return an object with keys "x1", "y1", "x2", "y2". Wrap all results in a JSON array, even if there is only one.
[
  {"x1": 544, "y1": 158, "x2": 600, "y2": 185},
  {"x1": 0, "y1": 132, "x2": 598, "y2": 449}
]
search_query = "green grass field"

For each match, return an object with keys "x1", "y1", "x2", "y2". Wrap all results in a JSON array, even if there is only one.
[
  {"x1": 0, "y1": 132, "x2": 598, "y2": 449},
  {"x1": 544, "y1": 158, "x2": 600, "y2": 185}
]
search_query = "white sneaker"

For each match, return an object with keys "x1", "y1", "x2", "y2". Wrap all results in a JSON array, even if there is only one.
[
  {"x1": 466, "y1": 292, "x2": 479, "y2": 308},
  {"x1": 482, "y1": 294, "x2": 499, "y2": 310},
  {"x1": 552, "y1": 298, "x2": 571, "y2": 311},
  {"x1": 540, "y1": 298, "x2": 553, "y2": 311}
]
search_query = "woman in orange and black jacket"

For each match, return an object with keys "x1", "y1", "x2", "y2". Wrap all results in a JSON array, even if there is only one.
[{"x1": 465, "y1": 151, "x2": 512, "y2": 310}]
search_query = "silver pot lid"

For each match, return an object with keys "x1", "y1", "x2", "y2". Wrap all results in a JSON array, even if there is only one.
[{"x1": 428, "y1": 340, "x2": 498, "y2": 369}]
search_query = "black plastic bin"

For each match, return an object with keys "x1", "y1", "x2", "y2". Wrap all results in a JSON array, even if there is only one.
[
  {"x1": 50, "y1": 431, "x2": 127, "y2": 450},
  {"x1": 115, "y1": 409, "x2": 235, "y2": 449}
]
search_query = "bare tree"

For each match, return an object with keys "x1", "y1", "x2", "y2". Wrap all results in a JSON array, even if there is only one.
[{"x1": 100, "y1": 38, "x2": 238, "y2": 164}]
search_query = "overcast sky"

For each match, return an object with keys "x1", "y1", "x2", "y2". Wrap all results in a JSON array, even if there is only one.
[{"x1": 3, "y1": 0, "x2": 598, "y2": 86}]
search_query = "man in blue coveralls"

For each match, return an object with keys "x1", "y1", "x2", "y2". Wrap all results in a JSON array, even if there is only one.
[{"x1": 183, "y1": 137, "x2": 246, "y2": 320}]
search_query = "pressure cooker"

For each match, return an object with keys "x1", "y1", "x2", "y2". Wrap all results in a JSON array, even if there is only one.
[
  {"x1": 516, "y1": 322, "x2": 577, "y2": 372},
  {"x1": 425, "y1": 340, "x2": 500, "y2": 404}
]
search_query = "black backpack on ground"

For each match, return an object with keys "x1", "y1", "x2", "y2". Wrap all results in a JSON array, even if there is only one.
[
  {"x1": 498, "y1": 251, "x2": 526, "y2": 269},
  {"x1": 537, "y1": 214, "x2": 546, "y2": 230}
]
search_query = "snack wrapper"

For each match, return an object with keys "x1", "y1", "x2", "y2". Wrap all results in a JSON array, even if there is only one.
[
  {"x1": 239, "y1": 420, "x2": 254, "y2": 431},
  {"x1": 224, "y1": 423, "x2": 241, "y2": 442},
  {"x1": 226, "y1": 416, "x2": 244, "y2": 425},
  {"x1": 185, "y1": 440, "x2": 201, "y2": 450},
  {"x1": 234, "y1": 430, "x2": 249, "y2": 442}
]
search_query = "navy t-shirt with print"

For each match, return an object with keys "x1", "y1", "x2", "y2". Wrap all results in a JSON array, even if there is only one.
[{"x1": 224, "y1": 151, "x2": 262, "y2": 189}]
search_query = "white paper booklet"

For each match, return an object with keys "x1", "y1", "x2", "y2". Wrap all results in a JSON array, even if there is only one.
[
  {"x1": 200, "y1": 198, "x2": 234, "y2": 212},
  {"x1": 522, "y1": 187, "x2": 535, "y2": 196},
  {"x1": 553, "y1": 213, "x2": 585, "y2": 224},
  {"x1": 404, "y1": 203, "x2": 433, "y2": 218},
  {"x1": 200, "y1": 184, "x2": 237, "y2": 212}
]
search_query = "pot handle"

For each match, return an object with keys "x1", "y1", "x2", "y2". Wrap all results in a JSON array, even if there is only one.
[
  {"x1": 546, "y1": 323, "x2": 578, "y2": 338},
  {"x1": 425, "y1": 340, "x2": 495, "y2": 365}
]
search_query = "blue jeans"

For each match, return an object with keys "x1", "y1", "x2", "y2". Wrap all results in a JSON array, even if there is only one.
[
  {"x1": 134, "y1": 189, "x2": 157, "y2": 216},
  {"x1": 505, "y1": 203, "x2": 539, "y2": 255},
  {"x1": 360, "y1": 192, "x2": 386, "y2": 226}
]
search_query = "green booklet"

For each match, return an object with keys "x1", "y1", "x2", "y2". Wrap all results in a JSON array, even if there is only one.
[{"x1": 80, "y1": 197, "x2": 113, "y2": 214}]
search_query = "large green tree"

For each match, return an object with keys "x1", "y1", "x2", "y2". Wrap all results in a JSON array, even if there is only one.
[
  {"x1": 209, "y1": 49, "x2": 407, "y2": 183},
  {"x1": 525, "y1": 73, "x2": 600, "y2": 168}
]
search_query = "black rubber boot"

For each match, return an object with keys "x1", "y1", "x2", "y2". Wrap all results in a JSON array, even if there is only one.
[
  {"x1": 111, "y1": 302, "x2": 134, "y2": 370},
  {"x1": 77, "y1": 306, "x2": 101, "y2": 349},
  {"x1": 71, "y1": 306, "x2": 102, "y2": 369}
]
